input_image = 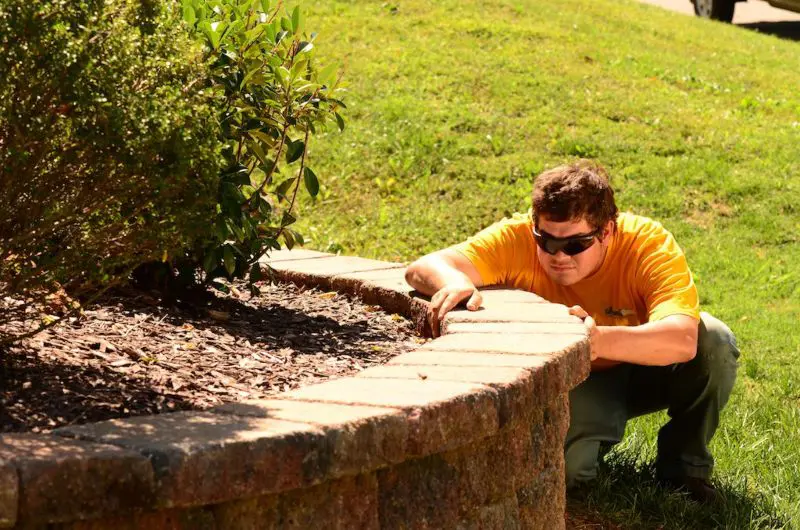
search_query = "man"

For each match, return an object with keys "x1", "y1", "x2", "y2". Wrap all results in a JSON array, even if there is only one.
[{"x1": 404, "y1": 160, "x2": 739, "y2": 503}]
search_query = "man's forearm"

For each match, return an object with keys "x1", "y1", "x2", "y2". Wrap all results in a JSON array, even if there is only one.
[
  {"x1": 405, "y1": 254, "x2": 477, "y2": 295},
  {"x1": 593, "y1": 316, "x2": 699, "y2": 366}
]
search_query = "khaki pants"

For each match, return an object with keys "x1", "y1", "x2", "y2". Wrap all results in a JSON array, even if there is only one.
[{"x1": 565, "y1": 312, "x2": 740, "y2": 487}]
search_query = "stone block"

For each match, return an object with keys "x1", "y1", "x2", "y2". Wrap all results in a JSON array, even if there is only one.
[
  {"x1": 456, "y1": 496, "x2": 521, "y2": 530},
  {"x1": 387, "y1": 350, "x2": 580, "y2": 407},
  {"x1": 329, "y1": 268, "x2": 412, "y2": 297},
  {"x1": 260, "y1": 248, "x2": 333, "y2": 263},
  {"x1": 62, "y1": 507, "x2": 217, "y2": 530},
  {"x1": 0, "y1": 459, "x2": 17, "y2": 529},
  {"x1": 0, "y1": 434, "x2": 154, "y2": 524},
  {"x1": 517, "y1": 463, "x2": 566, "y2": 530},
  {"x1": 285, "y1": 377, "x2": 500, "y2": 457},
  {"x1": 377, "y1": 419, "x2": 535, "y2": 530},
  {"x1": 212, "y1": 399, "x2": 408, "y2": 474},
  {"x1": 356, "y1": 364, "x2": 538, "y2": 428},
  {"x1": 442, "y1": 321, "x2": 587, "y2": 336},
  {"x1": 476, "y1": 288, "x2": 547, "y2": 305},
  {"x1": 421, "y1": 332, "x2": 586, "y2": 357},
  {"x1": 214, "y1": 473, "x2": 380, "y2": 530},
  {"x1": 56, "y1": 412, "x2": 330, "y2": 509},
  {"x1": 444, "y1": 303, "x2": 581, "y2": 325},
  {"x1": 269, "y1": 256, "x2": 403, "y2": 291}
]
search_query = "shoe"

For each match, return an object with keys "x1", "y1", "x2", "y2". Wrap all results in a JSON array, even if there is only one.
[{"x1": 657, "y1": 475, "x2": 720, "y2": 504}]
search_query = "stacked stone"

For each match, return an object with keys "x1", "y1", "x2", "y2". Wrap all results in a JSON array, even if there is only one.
[{"x1": 0, "y1": 250, "x2": 589, "y2": 529}]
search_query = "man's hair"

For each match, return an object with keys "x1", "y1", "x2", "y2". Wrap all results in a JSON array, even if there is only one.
[{"x1": 531, "y1": 159, "x2": 618, "y2": 231}]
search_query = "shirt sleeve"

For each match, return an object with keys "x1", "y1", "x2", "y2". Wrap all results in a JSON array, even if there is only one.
[
  {"x1": 451, "y1": 218, "x2": 529, "y2": 287},
  {"x1": 634, "y1": 222, "x2": 700, "y2": 322}
]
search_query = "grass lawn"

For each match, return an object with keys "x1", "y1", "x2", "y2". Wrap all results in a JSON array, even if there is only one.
[{"x1": 294, "y1": 0, "x2": 800, "y2": 527}]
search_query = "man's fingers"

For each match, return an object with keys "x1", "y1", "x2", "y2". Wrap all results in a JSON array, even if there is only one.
[
  {"x1": 466, "y1": 290, "x2": 482, "y2": 311},
  {"x1": 437, "y1": 292, "x2": 463, "y2": 321},
  {"x1": 568, "y1": 305, "x2": 589, "y2": 319}
]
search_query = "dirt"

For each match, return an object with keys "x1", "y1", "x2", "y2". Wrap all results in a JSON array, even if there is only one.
[{"x1": 0, "y1": 282, "x2": 421, "y2": 433}]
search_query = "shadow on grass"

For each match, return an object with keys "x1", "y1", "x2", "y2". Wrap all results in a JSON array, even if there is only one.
[
  {"x1": 738, "y1": 21, "x2": 800, "y2": 42},
  {"x1": 567, "y1": 449, "x2": 790, "y2": 530}
]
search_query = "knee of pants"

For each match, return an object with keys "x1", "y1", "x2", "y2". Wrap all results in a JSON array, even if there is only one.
[{"x1": 696, "y1": 312, "x2": 740, "y2": 399}]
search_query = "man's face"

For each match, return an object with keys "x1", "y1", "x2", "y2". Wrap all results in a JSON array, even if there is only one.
[{"x1": 535, "y1": 216, "x2": 612, "y2": 286}]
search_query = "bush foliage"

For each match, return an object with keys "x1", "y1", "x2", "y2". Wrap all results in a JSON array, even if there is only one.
[
  {"x1": 0, "y1": 0, "x2": 221, "y2": 341},
  {"x1": 180, "y1": 0, "x2": 346, "y2": 294},
  {"x1": 0, "y1": 0, "x2": 343, "y2": 343}
]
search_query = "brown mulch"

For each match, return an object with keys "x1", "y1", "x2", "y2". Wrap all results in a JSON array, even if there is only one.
[{"x1": 0, "y1": 282, "x2": 422, "y2": 433}]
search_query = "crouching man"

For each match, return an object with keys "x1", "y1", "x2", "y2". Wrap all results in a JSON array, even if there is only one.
[{"x1": 404, "y1": 160, "x2": 739, "y2": 503}]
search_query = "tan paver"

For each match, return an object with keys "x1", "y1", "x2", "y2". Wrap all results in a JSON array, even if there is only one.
[
  {"x1": 443, "y1": 321, "x2": 587, "y2": 336},
  {"x1": 421, "y1": 332, "x2": 585, "y2": 356},
  {"x1": 213, "y1": 400, "x2": 408, "y2": 474},
  {"x1": 0, "y1": 459, "x2": 17, "y2": 528},
  {"x1": 260, "y1": 248, "x2": 333, "y2": 263},
  {"x1": 0, "y1": 434, "x2": 154, "y2": 524},
  {"x1": 444, "y1": 302, "x2": 581, "y2": 324},
  {"x1": 387, "y1": 350, "x2": 556, "y2": 369},
  {"x1": 285, "y1": 377, "x2": 500, "y2": 456},
  {"x1": 476, "y1": 288, "x2": 547, "y2": 305},
  {"x1": 269, "y1": 255, "x2": 403, "y2": 276},
  {"x1": 56, "y1": 412, "x2": 329, "y2": 509}
]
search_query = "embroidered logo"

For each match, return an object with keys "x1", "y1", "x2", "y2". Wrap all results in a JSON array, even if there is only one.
[{"x1": 605, "y1": 307, "x2": 636, "y2": 318}]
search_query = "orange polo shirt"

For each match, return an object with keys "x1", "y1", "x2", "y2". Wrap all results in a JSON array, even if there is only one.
[{"x1": 453, "y1": 212, "x2": 700, "y2": 327}]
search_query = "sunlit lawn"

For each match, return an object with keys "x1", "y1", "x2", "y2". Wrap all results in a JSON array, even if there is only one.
[{"x1": 295, "y1": 0, "x2": 800, "y2": 526}]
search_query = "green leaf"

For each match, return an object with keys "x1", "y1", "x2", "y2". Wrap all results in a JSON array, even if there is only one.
[
  {"x1": 203, "y1": 251, "x2": 218, "y2": 274},
  {"x1": 281, "y1": 211, "x2": 297, "y2": 226},
  {"x1": 260, "y1": 0, "x2": 271, "y2": 13},
  {"x1": 223, "y1": 246, "x2": 236, "y2": 276},
  {"x1": 282, "y1": 228, "x2": 295, "y2": 250},
  {"x1": 285, "y1": 140, "x2": 305, "y2": 163},
  {"x1": 303, "y1": 167, "x2": 319, "y2": 197},
  {"x1": 335, "y1": 112, "x2": 345, "y2": 132},
  {"x1": 249, "y1": 130, "x2": 275, "y2": 146},
  {"x1": 183, "y1": 4, "x2": 196, "y2": 24},
  {"x1": 247, "y1": 139, "x2": 268, "y2": 165},
  {"x1": 317, "y1": 63, "x2": 337, "y2": 85},
  {"x1": 276, "y1": 177, "x2": 296, "y2": 199},
  {"x1": 280, "y1": 17, "x2": 292, "y2": 32},
  {"x1": 291, "y1": 6, "x2": 301, "y2": 32},
  {"x1": 250, "y1": 262, "x2": 264, "y2": 282}
]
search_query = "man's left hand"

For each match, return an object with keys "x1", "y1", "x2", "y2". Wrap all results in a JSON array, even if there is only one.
[{"x1": 569, "y1": 305, "x2": 601, "y2": 362}]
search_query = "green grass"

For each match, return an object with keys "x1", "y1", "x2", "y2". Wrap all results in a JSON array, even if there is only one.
[{"x1": 293, "y1": 0, "x2": 800, "y2": 527}]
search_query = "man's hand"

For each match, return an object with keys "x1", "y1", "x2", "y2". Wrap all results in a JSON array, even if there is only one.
[
  {"x1": 569, "y1": 305, "x2": 600, "y2": 361},
  {"x1": 428, "y1": 283, "x2": 482, "y2": 337},
  {"x1": 568, "y1": 305, "x2": 699, "y2": 368}
]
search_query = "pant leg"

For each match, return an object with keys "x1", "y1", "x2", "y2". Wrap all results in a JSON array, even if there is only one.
[
  {"x1": 565, "y1": 364, "x2": 631, "y2": 487},
  {"x1": 626, "y1": 312, "x2": 740, "y2": 480}
]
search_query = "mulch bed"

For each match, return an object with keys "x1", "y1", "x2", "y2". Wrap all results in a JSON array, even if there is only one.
[{"x1": 0, "y1": 282, "x2": 421, "y2": 433}]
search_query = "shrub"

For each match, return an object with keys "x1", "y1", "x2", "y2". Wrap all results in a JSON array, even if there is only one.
[
  {"x1": 178, "y1": 0, "x2": 346, "y2": 294},
  {"x1": 0, "y1": 0, "x2": 222, "y2": 342}
]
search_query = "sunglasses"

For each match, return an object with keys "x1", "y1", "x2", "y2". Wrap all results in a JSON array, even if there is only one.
[{"x1": 532, "y1": 226, "x2": 602, "y2": 256}]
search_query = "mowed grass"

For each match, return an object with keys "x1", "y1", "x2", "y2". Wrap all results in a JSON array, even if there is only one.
[{"x1": 294, "y1": 0, "x2": 800, "y2": 527}]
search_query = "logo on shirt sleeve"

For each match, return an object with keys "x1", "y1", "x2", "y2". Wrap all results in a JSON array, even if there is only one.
[{"x1": 605, "y1": 307, "x2": 636, "y2": 318}]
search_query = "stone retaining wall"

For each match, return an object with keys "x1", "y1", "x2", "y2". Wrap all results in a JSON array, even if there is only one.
[{"x1": 0, "y1": 250, "x2": 589, "y2": 529}]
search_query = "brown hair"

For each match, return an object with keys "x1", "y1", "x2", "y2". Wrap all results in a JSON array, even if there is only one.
[{"x1": 531, "y1": 159, "x2": 618, "y2": 231}]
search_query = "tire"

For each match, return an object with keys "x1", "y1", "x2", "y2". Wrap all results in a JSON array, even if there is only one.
[{"x1": 693, "y1": 0, "x2": 736, "y2": 22}]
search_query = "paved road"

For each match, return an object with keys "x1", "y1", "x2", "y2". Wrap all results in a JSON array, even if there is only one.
[{"x1": 640, "y1": 0, "x2": 800, "y2": 23}]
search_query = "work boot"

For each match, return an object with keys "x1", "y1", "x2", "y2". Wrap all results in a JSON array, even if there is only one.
[{"x1": 657, "y1": 475, "x2": 720, "y2": 504}]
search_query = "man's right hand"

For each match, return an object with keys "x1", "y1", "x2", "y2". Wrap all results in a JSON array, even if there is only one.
[{"x1": 427, "y1": 283, "x2": 483, "y2": 337}]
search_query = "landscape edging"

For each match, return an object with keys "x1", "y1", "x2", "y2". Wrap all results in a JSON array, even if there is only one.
[{"x1": 0, "y1": 249, "x2": 590, "y2": 529}]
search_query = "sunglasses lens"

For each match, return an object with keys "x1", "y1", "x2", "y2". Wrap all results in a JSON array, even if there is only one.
[
  {"x1": 563, "y1": 240, "x2": 593, "y2": 256},
  {"x1": 535, "y1": 235, "x2": 596, "y2": 256}
]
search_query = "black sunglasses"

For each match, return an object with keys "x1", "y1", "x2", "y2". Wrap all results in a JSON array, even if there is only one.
[{"x1": 532, "y1": 226, "x2": 602, "y2": 256}]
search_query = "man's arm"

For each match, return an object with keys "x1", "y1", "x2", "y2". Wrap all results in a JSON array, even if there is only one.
[
  {"x1": 405, "y1": 249, "x2": 485, "y2": 336},
  {"x1": 570, "y1": 306, "x2": 699, "y2": 366}
]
